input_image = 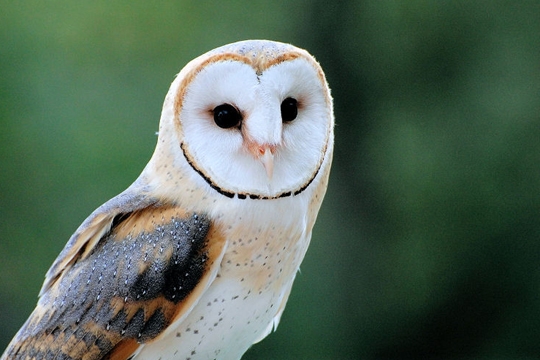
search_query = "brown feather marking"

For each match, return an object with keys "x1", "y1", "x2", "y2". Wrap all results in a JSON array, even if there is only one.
[
  {"x1": 105, "y1": 339, "x2": 139, "y2": 360},
  {"x1": 112, "y1": 205, "x2": 190, "y2": 239}
]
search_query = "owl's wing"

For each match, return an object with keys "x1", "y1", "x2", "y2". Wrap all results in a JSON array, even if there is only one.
[
  {"x1": 2, "y1": 187, "x2": 227, "y2": 360},
  {"x1": 40, "y1": 184, "x2": 161, "y2": 297}
]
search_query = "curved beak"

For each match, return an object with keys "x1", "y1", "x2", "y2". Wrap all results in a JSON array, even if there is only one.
[
  {"x1": 248, "y1": 143, "x2": 275, "y2": 180},
  {"x1": 260, "y1": 147, "x2": 274, "y2": 179}
]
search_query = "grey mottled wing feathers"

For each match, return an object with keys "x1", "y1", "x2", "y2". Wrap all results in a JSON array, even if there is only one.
[
  {"x1": 2, "y1": 192, "x2": 215, "y2": 360},
  {"x1": 41, "y1": 187, "x2": 160, "y2": 296}
]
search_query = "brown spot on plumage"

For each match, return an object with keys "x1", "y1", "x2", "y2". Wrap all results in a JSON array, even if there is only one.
[{"x1": 105, "y1": 339, "x2": 139, "y2": 360}]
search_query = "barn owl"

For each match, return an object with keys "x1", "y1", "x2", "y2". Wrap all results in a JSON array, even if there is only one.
[{"x1": 2, "y1": 39, "x2": 334, "y2": 360}]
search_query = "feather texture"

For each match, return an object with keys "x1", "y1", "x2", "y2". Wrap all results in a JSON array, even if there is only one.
[{"x1": 3, "y1": 201, "x2": 226, "y2": 359}]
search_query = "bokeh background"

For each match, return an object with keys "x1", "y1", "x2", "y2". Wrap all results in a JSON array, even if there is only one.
[{"x1": 1, "y1": 1, "x2": 540, "y2": 359}]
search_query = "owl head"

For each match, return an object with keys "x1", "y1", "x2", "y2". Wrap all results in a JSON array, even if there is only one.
[{"x1": 147, "y1": 40, "x2": 333, "y2": 202}]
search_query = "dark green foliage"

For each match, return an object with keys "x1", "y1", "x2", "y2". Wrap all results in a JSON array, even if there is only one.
[{"x1": 1, "y1": 1, "x2": 539, "y2": 359}]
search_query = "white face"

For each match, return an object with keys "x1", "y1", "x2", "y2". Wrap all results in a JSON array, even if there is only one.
[{"x1": 179, "y1": 57, "x2": 331, "y2": 199}]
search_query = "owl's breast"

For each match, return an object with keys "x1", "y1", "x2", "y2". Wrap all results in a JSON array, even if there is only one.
[
  {"x1": 136, "y1": 197, "x2": 312, "y2": 359},
  {"x1": 218, "y1": 209, "x2": 308, "y2": 296}
]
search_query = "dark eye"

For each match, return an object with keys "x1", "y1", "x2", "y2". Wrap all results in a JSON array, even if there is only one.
[
  {"x1": 213, "y1": 104, "x2": 242, "y2": 129},
  {"x1": 280, "y1": 97, "x2": 298, "y2": 122}
]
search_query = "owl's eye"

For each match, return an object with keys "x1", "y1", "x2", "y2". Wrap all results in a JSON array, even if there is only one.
[
  {"x1": 213, "y1": 104, "x2": 242, "y2": 129},
  {"x1": 281, "y1": 97, "x2": 298, "y2": 122}
]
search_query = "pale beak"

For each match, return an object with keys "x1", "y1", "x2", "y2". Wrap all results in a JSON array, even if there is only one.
[
  {"x1": 260, "y1": 147, "x2": 274, "y2": 180},
  {"x1": 246, "y1": 141, "x2": 277, "y2": 180}
]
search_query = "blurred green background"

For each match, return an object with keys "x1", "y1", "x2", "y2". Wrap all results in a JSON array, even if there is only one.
[{"x1": 1, "y1": 1, "x2": 540, "y2": 359}]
